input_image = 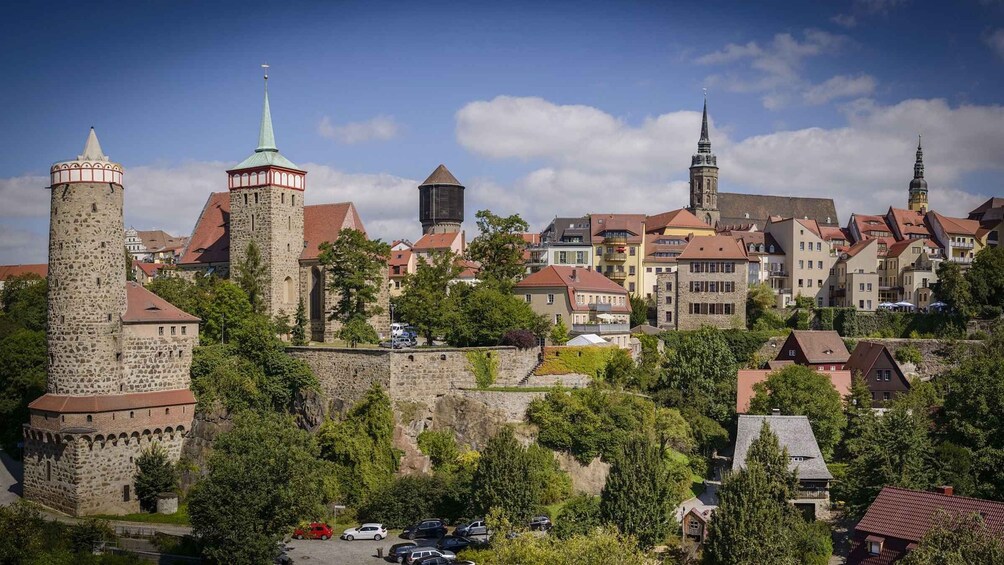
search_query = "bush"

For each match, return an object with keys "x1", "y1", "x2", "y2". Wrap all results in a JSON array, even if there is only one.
[
  {"x1": 501, "y1": 329, "x2": 538, "y2": 349},
  {"x1": 417, "y1": 430, "x2": 460, "y2": 470},
  {"x1": 134, "y1": 443, "x2": 177, "y2": 512},
  {"x1": 553, "y1": 494, "x2": 601, "y2": 539},
  {"x1": 895, "y1": 344, "x2": 923, "y2": 366},
  {"x1": 798, "y1": 520, "x2": 834, "y2": 565},
  {"x1": 357, "y1": 474, "x2": 449, "y2": 528},
  {"x1": 536, "y1": 346, "x2": 617, "y2": 376},
  {"x1": 466, "y1": 350, "x2": 499, "y2": 389}
]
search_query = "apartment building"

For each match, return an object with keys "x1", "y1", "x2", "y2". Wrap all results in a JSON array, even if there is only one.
[
  {"x1": 656, "y1": 235, "x2": 749, "y2": 330},
  {"x1": 833, "y1": 239, "x2": 879, "y2": 311},
  {"x1": 527, "y1": 217, "x2": 593, "y2": 273},
  {"x1": 968, "y1": 197, "x2": 1004, "y2": 248},
  {"x1": 387, "y1": 241, "x2": 416, "y2": 296},
  {"x1": 591, "y1": 214, "x2": 646, "y2": 295},
  {"x1": 641, "y1": 208, "x2": 714, "y2": 299},
  {"x1": 928, "y1": 212, "x2": 983, "y2": 266},
  {"x1": 764, "y1": 217, "x2": 837, "y2": 308}
]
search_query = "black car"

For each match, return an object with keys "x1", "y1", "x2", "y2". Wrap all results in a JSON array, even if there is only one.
[
  {"x1": 402, "y1": 519, "x2": 448, "y2": 540},
  {"x1": 412, "y1": 557, "x2": 453, "y2": 565},
  {"x1": 436, "y1": 535, "x2": 473, "y2": 552},
  {"x1": 388, "y1": 541, "x2": 419, "y2": 561},
  {"x1": 529, "y1": 515, "x2": 553, "y2": 531}
]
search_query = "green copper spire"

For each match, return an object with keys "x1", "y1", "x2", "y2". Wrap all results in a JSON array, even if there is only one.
[{"x1": 256, "y1": 72, "x2": 277, "y2": 153}]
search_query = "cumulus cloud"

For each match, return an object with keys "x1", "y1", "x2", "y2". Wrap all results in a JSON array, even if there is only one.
[
  {"x1": 0, "y1": 225, "x2": 48, "y2": 265},
  {"x1": 985, "y1": 28, "x2": 1004, "y2": 61},
  {"x1": 317, "y1": 115, "x2": 400, "y2": 144},
  {"x1": 803, "y1": 74, "x2": 877, "y2": 105},
  {"x1": 454, "y1": 95, "x2": 1004, "y2": 227}
]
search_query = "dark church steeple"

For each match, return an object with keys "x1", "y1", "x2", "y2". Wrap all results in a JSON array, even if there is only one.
[
  {"x1": 908, "y1": 135, "x2": 929, "y2": 213},
  {"x1": 688, "y1": 93, "x2": 720, "y2": 227}
]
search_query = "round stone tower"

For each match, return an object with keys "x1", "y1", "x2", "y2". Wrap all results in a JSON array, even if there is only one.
[
  {"x1": 47, "y1": 128, "x2": 126, "y2": 395},
  {"x1": 418, "y1": 164, "x2": 465, "y2": 235}
]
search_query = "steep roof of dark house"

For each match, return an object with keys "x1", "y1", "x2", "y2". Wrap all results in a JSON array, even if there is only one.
[
  {"x1": 856, "y1": 486, "x2": 1004, "y2": 542},
  {"x1": 718, "y1": 193, "x2": 839, "y2": 228},
  {"x1": 732, "y1": 415, "x2": 833, "y2": 480}
]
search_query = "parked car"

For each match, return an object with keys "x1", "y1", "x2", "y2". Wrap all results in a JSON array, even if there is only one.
[
  {"x1": 528, "y1": 516, "x2": 552, "y2": 531},
  {"x1": 453, "y1": 519, "x2": 488, "y2": 537},
  {"x1": 402, "y1": 519, "x2": 448, "y2": 540},
  {"x1": 293, "y1": 522, "x2": 333, "y2": 540},
  {"x1": 404, "y1": 548, "x2": 456, "y2": 564},
  {"x1": 412, "y1": 556, "x2": 454, "y2": 565},
  {"x1": 436, "y1": 535, "x2": 473, "y2": 552},
  {"x1": 388, "y1": 541, "x2": 419, "y2": 561},
  {"x1": 341, "y1": 523, "x2": 387, "y2": 541}
]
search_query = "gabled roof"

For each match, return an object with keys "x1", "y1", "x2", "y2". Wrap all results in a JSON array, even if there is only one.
[
  {"x1": 736, "y1": 369, "x2": 851, "y2": 414},
  {"x1": 819, "y1": 226, "x2": 850, "y2": 242},
  {"x1": 846, "y1": 342, "x2": 910, "y2": 387},
  {"x1": 843, "y1": 238, "x2": 876, "y2": 259},
  {"x1": 590, "y1": 214, "x2": 646, "y2": 243},
  {"x1": 886, "y1": 238, "x2": 924, "y2": 258},
  {"x1": 516, "y1": 266, "x2": 630, "y2": 313},
  {"x1": 133, "y1": 262, "x2": 162, "y2": 277},
  {"x1": 887, "y1": 207, "x2": 933, "y2": 240},
  {"x1": 301, "y1": 202, "x2": 364, "y2": 261},
  {"x1": 930, "y1": 212, "x2": 981, "y2": 236},
  {"x1": 718, "y1": 193, "x2": 839, "y2": 228},
  {"x1": 969, "y1": 198, "x2": 1004, "y2": 220},
  {"x1": 732, "y1": 415, "x2": 833, "y2": 480},
  {"x1": 677, "y1": 235, "x2": 749, "y2": 260},
  {"x1": 419, "y1": 164, "x2": 463, "y2": 187},
  {"x1": 786, "y1": 330, "x2": 850, "y2": 364},
  {"x1": 856, "y1": 486, "x2": 1004, "y2": 542},
  {"x1": 646, "y1": 208, "x2": 710, "y2": 232},
  {"x1": 389, "y1": 249, "x2": 413, "y2": 268},
  {"x1": 413, "y1": 231, "x2": 463, "y2": 252},
  {"x1": 123, "y1": 282, "x2": 200, "y2": 323},
  {"x1": 0, "y1": 264, "x2": 48, "y2": 280}
]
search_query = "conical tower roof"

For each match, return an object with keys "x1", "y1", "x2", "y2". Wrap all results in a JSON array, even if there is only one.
[
  {"x1": 232, "y1": 74, "x2": 301, "y2": 171},
  {"x1": 420, "y1": 164, "x2": 463, "y2": 187},
  {"x1": 79, "y1": 127, "x2": 108, "y2": 161},
  {"x1": 910, "y1": 135, "x2": 927, "y2": 191},
  {"x1": 257, "y1": 79, "x2": 277, "y2": 152},
  {"x1": 697, "y1": 95, "x2": 712, "y2": 154}
]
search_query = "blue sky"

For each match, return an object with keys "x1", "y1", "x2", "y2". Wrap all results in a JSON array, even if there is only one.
[{"x1": 2, "y1": 0, "x2": 1003, "y2": 263}]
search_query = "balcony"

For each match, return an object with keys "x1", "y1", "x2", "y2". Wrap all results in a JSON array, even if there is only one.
[
  {"x1": 572, "y1": 323, "x2": 630, "y2": 335},
  {"x1": 953, "y1": 241, "x2": 975, "y2": 250},
  {"x1": 605, "y1": 270, "x2": 627, "y2": 282},
  {"x1": 603, "y1": 235, "x2": 628, "y2": 245},
  {"x1": 949, "y1": 255, "x2": 974, "y2": 264},
  {"x1": 603, "y1": 251, "x2": 627, "y2": 262},
  {"x1": 768, "y1": 270, "x2": 788, "y2": 278}
]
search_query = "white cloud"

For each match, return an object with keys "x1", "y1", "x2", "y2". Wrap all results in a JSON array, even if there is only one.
[
  {"x1": 697, "y1": 29, "x2": 869, "y2": 109},
  {"x1": 317, "y1": 115, "x2": 400, "y2": 144},
  {"x1": 454, "y1": 95, "x2": 1004, "y2": 227},
  {"x1": 803, "y1": 74, "x2": 877, "y2": 105},
  {"x1": 985, "y1": 28, "x2": 1004, "y2": 61},
  {"x1": 0, "y1": 225, "x2": 48, "y2": 265},
  {"x1": 831, "y1": 14, "x2": 858, "y2": 28},
  {"x1": 0, "y1": 174, "x2": 49, "y2": 218}
]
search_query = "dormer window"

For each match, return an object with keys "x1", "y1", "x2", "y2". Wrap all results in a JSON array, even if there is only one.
[{"x1": 866, "y1": 535, "x2": 884, "y2": 556}]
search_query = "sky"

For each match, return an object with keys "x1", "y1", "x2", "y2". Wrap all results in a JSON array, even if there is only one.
[{"x1": 2, "y1": 0, "x2": 1004, "y2": 263}]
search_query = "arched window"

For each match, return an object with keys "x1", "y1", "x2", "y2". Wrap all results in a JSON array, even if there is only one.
[{"x1": 284, "y1": 276, "x2": 295, "y2": 303}]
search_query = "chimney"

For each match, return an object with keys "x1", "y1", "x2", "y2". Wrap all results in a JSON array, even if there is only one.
[
  {"x1": 934, "y1": 485, "x2": 954, "y2": 496},
  {"x1": 571, "y1": 269, "x2": 577, "y2": 281},
  {"x1": 771, "y1": 408, "x2": 781, "y2": 416}
]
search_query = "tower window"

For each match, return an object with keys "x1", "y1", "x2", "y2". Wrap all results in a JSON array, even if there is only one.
[
  {"x1": 123, "y1": 485, "x2": 130, "y2": 502},
  {"x1": 107, "y1": 314, "x2": 112, "y2": 322},
  {"x1": 96, "y1": 277, "x2": 101, "y2": 286},
  {"x1": 46, "y1": 461, "x2": 51, "y2": 481},
  {"x1": 91, "y1": 203, "x2": 97, "y2": 212},
  {"x1": 254, "y1": 193, "x2": 259, "y2": 204},
  {"x1": 244, "y1": 194, "x2": 248, "y2": 205},
  {"x1": 292, "y1": 195, "x2": 296, "y2": 206},
  {"x1": 281, "y1": 193, "x2": 285, "y2": 204},
  {"x1": 251, "y1": 214, "x2": 255, "y2": 231},
  {"x1": 86, "y1": 415, "x2": 92, "y2": 423}
]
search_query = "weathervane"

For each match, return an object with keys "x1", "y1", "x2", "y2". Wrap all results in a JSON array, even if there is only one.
[
  {"x1": 703, "y1": 87, "x2": 707, "y2": 99},
  {"x1": 262, "y1": 63, "x2": 269, "y2": 81}
]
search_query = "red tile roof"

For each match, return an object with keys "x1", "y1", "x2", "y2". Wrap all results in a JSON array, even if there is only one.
[
  {"x1": 516, "y1": 266, "x2": 630, "y2": 312},
  {"x1": 856, "y1": 486, "x2": 1004, "y2": 543},
  {"x1": 646, "y1": 208, "x2": 710, "y2": 232},
  {"x1": 820, "y1": 226, "x2": 850, "y2": 242},
  {"x1": 786, "y1": 330, "x2": 851, "y2": 364},
  {"x1": 413, "y1": 231, "x2": 463, "y2": 252},
  {"x1": 885, "y1": 239, "x2": 921, "y2": 258},
  {"x1": 133, "y1": 262, "x2": 161, "y2": 277},
  {"x1": 843, "y1": 238, "x2": 876, "y2": 258},
  {"x1": 737, "y1": 369, "x2": 851, "y2": 413},
  {"x1": 887, "y1": 208, "x2": 932, "y2": 240},
  {"x1": 0, "y1": 264, "x2": 48, "y2": 280},
  {"x1": 930, "y1": 212, "x2": 981, "y2": 236},
  {"x1": 389, "y1": 249, "x2": 413, "y2": 267},
  {"x1": 124, "y1": 282, "x2": 200, "y2": 323},
  {"x1": 29, "y1": 389, "x2": 196, "y2": 414},
  {"x1": 301, "y1": 202, "x2": 364, "y2": 261},
  {"x1": 590, "y1": 214, "x2": 646, "y2": 244},
  {"x1": 796, "y1": 218, "x2": 822, "y2": 238},
  {"x1": 677, "y1": 235, "x2": 749, "y2": 260}
]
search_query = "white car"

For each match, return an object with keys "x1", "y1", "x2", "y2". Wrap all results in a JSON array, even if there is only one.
[{"x1": 341, "y1": 523, "x2": 387, "y2": 541}]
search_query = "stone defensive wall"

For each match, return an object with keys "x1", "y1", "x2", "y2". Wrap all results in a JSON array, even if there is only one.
[{"x1": 287, "y1": 346, "x2": 541, "y2": 411}]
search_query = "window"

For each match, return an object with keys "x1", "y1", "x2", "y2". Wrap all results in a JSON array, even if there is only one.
[
  {"x1": 867, "y1": 539, "x2": 884, "y2": 556},
  {"x1": 281, "y1": 193, "x2": 285, "y2": 204},
  {"x1": 859, "y1": 300, "x2": 865, "y2": 309},
  {"x1": 524, "y1": 294, "x2": 531, "y2": 303},
  {"x1": 244, "y1": 194, "x2": 248, "y2": 205},
  {"x1": 629, "y1": 282, "x2": 635, "y2": 292},
  {"x1": 291, "y1": 195, "x2": 296, "y2": 205},
  {"x1": 46, "y1": 461, "x2": 51, "y2": 481},
  {"x1": 628, "y1": 266, "x2": 635, "y2": 275},
  {"x1": 816, "y1": 242, "x2": 822, "y2": 251},
  {"x1": 665, "y1": 312, "x2": 673, "y2": 322},
  {"x1": 808, "y1": 261, "x2": 813, "y2": 269},
  {"x1": 817, "y1": 261, "x2": 823, "y2": 269},
  {"x1": 171, "y1": 326, "x2": 176, "y2": 336},
  {"x1": 254, "y1": 192, "x2": 259, "y2": 204},
  {"x1": 123, "y1": 485, "x2": 130, "y2": 502},
  {"x1": 86, "y1": 415, "x2": 92, "y2": 423},
  {"x1": 883, "y1": 392, "x2": 891, "y2": 401},
  {"x1": 859, "y1": 283, "x2": 865, "y2": 291},
  {"x1": 798, "y1": 279, "x2": 804, "y2": 287},
  {"x1": 665, "y1": 296, "x2": 672, "y2": 304},
  {"x1": 867, "y1": 300, "x2": 872, "y2": 309},
  {"x1": 158, "y1": 326, "x2": 164, "y2": 336},
  {"x1": 800, "y1": 242, "x2": 805, "y2": 250},
  {"x1": 558, "y1": 251, "x2": 567, "y2": 264},
  {"x1": 91, "y1": 203, "x2": 97, "y2": 213},
  {"x1": 788, "y1": 349, "x2": 796, "y2": 357},
  {"x1": 646, "y1": 267, "x2": 652, "y2": 273},
  {"x1": 629, "y1": 247, "x2": 636, "y2": 256},
  {"x1": 546, "y1": 294, "x2": 555, "y2": 304},
  {"x1": 597, "y1": 246, "x2": 604, "y2": 255}
]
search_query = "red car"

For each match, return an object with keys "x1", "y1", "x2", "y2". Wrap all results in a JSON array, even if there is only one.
[{"x1": 293, "y1": 522, "x2": 333, "y2": 540}]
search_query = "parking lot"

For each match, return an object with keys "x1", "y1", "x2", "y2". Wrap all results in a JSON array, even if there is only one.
[{"x1": 286, "y1": 536, "x2": 440, "y2": 565}]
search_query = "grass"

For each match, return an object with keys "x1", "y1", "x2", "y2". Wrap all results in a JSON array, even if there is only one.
[
  {"x1": 544, "y1": 500, "x2": 568, "y2": 520},
  {"x1": 93, "y1": 503, "x2": 190, "y2": 525}
]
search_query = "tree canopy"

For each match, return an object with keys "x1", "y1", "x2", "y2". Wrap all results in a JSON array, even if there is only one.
[
  {"x1": 396, "y1": 250, "x2": 463, "y2": 345},
  {"x1": 901, "y1": 511, "x2": 1004, "y2": 565},
  {"x1": 658, "y1": 327, "x2": 738, "y2": 426},
  {"x1": 466, "y1": 210, "x2": 530, "y2": 287},
  {"x1": 472, "y1": 427, "x2": 544, "y2": 524},
  {"x1": 318, "y1": 228, "x2": 390, "y2": 345},
  {"x1": 233, "y1": 241, "x2": 267, "y2": 314},
  {"x1": 445, "y1": 283, "x2": 546, "y2": 347},
  {"x1": 600, "y1": 436, "x2": 679, "y2": 549},
  {"x1": 748, "y1": 365, "x2": 846, "y2": 458}
]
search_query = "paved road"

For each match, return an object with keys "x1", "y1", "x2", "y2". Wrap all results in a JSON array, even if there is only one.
[
  {"x1": 0, "y1": 449, "x2": 23, "y2": 507},
  {"x1": 286, "y1": 536, "x2": 440, "y2": 565}
]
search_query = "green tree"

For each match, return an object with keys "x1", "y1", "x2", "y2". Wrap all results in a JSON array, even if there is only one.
[
  {"x1": 201, "y1": 280, "x2": 254, "y2": 344},
  {"x1": 839, "y1": 373, "x2": 875, "y2": 458},
  {"x1": 338, "y1": 316, "x2": 379, "y2": 347},
  {"x1": 0, "y1": 328, "x2": 46, "y2": 454},
  {"x1": 659, "y1": 327, "x2": 738, "y2": 426},
  {"x1": 1, "y1": 273, "x2": 47, "y2": 332},
  {"x1": 291, "y1": 299, "x2": 308, "y2": 346},
  {"x1": 234, "y1": 241, "x2": 267, "y2": 314},
  {"x1": 901, "y1": 511, "x2": 1004, "y2": 565},
  {"x1": 188, "y1": 412, "x2": 328, "y2": 565},
  {"x1": 466, "y1": 209, "x2": 530, "y2": 287},
  {"x1": 124, "y1": 248, "x2": 136, "y2": 282},
  {"x1": 317, "y1": 383, "x2": 398, "y2": 506},
  {"x1": 446, "y1": 284, "x2": 547, "y2": 347},
  {"x1": 553, "y1": 494, "x2": 602, "y2": 540},
  {"x1": 133, "y1": 443, "x2": 177, "y2": 512},
  {"x1": 746, "y1": 282, "x2": 776, "y2": 328},
  {"x1": 932, "y1": 260, "x2": 973, "y2": 317},
  {"x1": 744, "y1": 422, "x2": 797, "y2": 502},
  {"x1": 748, "y1": 365, "x2": 846, "y2": 458},
  {"x1": 629, "y1": 295, "x2": 649, "y2": 327},
  {"x1": 318, "y1": 228, "x2": 390, "y2": 323},
  {"x1": 472, "y1": 427, "x2": 543, "y2": 524},
  {"x1": 417, "y1": 429, "x2": 460, "y2": 471},
  {"x1": 461, "y1": 517, "x2": 653, "y2": 565},
  {"x1": 396, "y1": 251, "x2": 462, "y2": 345},
  {"x1": 600, "y1": 436, "x2": 678, "y2": 550},
  {"x1": 967, "y1": 245, "x2": 1004, "y2": 312},
  {"x1": 549, "y1": 319, "x2": 570, "y2": 345}
]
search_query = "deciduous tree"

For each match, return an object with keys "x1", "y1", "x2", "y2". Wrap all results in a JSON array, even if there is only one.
[
  {"x1": 901, "y1": 511, "x2": 1004, "y2": 565},
  {"x1": 234, "y1": 241, "x2": 267, "y2": 314},
  {"x1": 134, "y1": 443, "x2": 177, "y2": 512},
  {"x1": 629, "y1": 295, "x2": 649, "y2": 327},
  {"x1": 466, "y1": 210, "x2": 530, "y2": 287},
  {"x1": 445, "y1": 284, "x2": 546, "y2": 347},
  {"x1": 319, "y1": 229, "x2": 390, "y2": 346},
  {"x1": 748, "y1": 365, "x2": 846, "y2": 458},
  {"x1": 933, "y1": 260, "x2": 972, "y2": 317},
  {"x1": 659, "y1": 327, "x2": 738, "y2": 426},
  {"x1": 472, "y1": 427, "x2": 543, "y2": 524},
  {"x1": 396, "y1": 251, "x2": 462, "y2": 345}
]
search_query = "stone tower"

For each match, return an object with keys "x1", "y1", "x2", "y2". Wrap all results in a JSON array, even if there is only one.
[
  {"x1": 418, "y1": 164, "x2": 465, "y2": 235},
  {"x1": 46, "y1": 128, "x2": 126, "y2": 395},
  {"x1": 908, "y1": 135, "x2": 929, "y2": 213},
  {"x1": 227, "y1": 72, "x2": 306, "y2": 318},
  {"x1": 688, "y1": 96, "x2": 720, "y2": 227},
  {"x1": 24, "y1": 129, "x2": 198, "y2": 516}
]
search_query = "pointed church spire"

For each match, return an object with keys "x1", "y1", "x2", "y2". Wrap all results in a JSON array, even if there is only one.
[
  {"x1": 698, "y1": 92, "x2": 711, "y2": 154},
  {"x1": 256, "y1": 67, "x2": 277, "y2": 153},
  {"x1": 79, "y1": 127, "x2": 108, "y2": 161},
  {"x1": 913, "y1": 134, "x2": 924, "y2": 179}
]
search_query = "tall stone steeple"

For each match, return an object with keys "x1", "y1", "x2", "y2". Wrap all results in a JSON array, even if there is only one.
[
  {"x1": 908, "y1": 135, "x2": 929, "y2": 213},
  {"x1": 688, "y1": 94, "x2": 720, "y2": 227},
  {"x1": 227, "y1": 69, "x2": 306, "y2": 318}
]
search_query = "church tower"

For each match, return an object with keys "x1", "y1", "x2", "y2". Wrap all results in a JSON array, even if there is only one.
[
  {"x1": 908, "y1": 135, "x2": 929, "y2": 213},
  {"x1": 688, "y1": 95, "x2": 720, "y2": 227},
  {"x1": 227, "y1": 70, "x2": 306, "y2": 318}
]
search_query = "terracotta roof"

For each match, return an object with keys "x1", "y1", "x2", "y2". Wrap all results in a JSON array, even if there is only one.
[
  {"x1": 29, "y1": 389, "x2": 196, "y2": 414},
  {"x1": 930, "y1": 212, "x2": 980, "y2": 236},
  {"x1": 788, "y1": 330, "x2": 850, "y2": 364},
  {"x1": 718, "y1": 193, "x2": 839, "y2": 228},
  {"x1": 133, "y1": 230, "x2": 186, "y2": 252},
  {"x1": 419, "y1": 164, "x2": 462, "y2": 187},
  {"x1": 516, "y1": 266, "x2": 630, "y2": 313},
  {"x1": 885, "y1": 239, "x2": 921, "y2": 258},
  {"x1": 856, "y1": 486, "x2": 1004, "y2": 542},
  {"x1": 887, "y1": 208, "x2": 932, "y2": 240},
  {"x1": 852, "y1": 214, "x2": 894, "y2": 242},
  {"x1": 301, "y1": 202, "x2": 364, "y2": 261},
  {"x1": 133, "y1": 262, "x2": 161, "y2": 277},
  {"x1": 677, "y1": 235, "x2": 749, "y2": 260},
  {"x1": 413, "y1": 231, "x2": 463, "y2": 252},
  {"x1": 0, "y1": 264, "x2": 48, "y2": 280},
  {"x1": 178, "y1": 192, "x2": 230, "y2": 266},
  {"x1": 820, "y1": 226, "x2": 850, "y2": 242},
  {"x1": 389, "y1": 249, "x2": 413, "y2": 268},
  {"x1": 737, "y1": 369, "x2": 851, "y2": 413},
  {"x1": 796, "y1": 218, "x2": 822, "y2": 238},
  {"x1": 843, "y1": 238, "x2": 876, "y2": 258},
  {"x1": 646, "y1": 208, "x2": 710, "y2": 232},
  {"x1": 590, "y1": 214, "x2": 646, "y2": 243},
  {"x1": 123, "y1": 282, "x2": 200, "y2": 323}
]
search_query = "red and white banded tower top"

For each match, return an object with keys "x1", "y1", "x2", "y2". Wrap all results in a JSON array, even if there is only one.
[{"x1": 50, "y1": 127, "x2": 124, "y2": 185}]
